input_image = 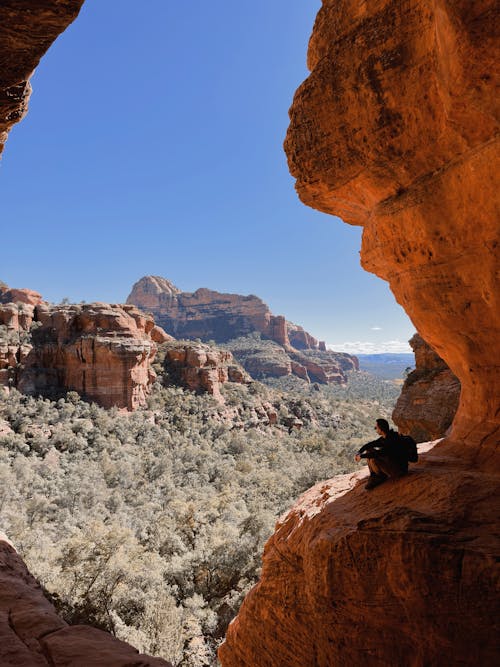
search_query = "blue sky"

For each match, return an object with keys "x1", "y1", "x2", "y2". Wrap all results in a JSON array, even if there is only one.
[{"x1": 0, "y1": 0, "x2": 413, "y2": 353}]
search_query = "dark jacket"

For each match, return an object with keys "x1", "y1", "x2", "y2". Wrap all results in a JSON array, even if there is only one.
[{"x1": 358, "y1": 430, "x2": 408, "y2": 470}]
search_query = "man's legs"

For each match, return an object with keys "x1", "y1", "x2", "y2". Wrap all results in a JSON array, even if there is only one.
[{"x1": 366, "y1": 456, "x2": 407, "y2": 489}]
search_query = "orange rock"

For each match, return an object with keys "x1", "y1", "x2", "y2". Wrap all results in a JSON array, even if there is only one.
[
  {"x1": 1, "y1": 302, "x2": 163, "y2": 410},
  {"x1": 393, "y1": 334, "x2": 460, "y2": 441},
  {"x1": 284, "y1": 0, "x2": 499, "y2": 452},
  {"x1": 164, "y1": 341, "x2": 251, "y2": 402},
  {"x1": 220, "y1": 443, "x2": 499, "y2": 666},
  {"x1": 0, "y1": 1, "x2": 84, "y2": 156},
  {"x1": 221, "y1": 1, "x2": 499, "y2": 665}
]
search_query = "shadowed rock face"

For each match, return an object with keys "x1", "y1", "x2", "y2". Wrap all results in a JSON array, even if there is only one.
[
  {"x1": 220, "y1": 1, "x2": 499, "y2": 665},
  {"x1": 0, "y1": 0, "x2": 84, "y2": 156},
  {"x1": 0, "y1": 533, "x2": 172, "y2": 667},
  {"x1": 393, "y1": 334, "x2": 460, "y2": 441}
]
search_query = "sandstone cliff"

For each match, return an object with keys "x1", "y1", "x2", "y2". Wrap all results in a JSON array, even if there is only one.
[
  {"x1": 220, "y1": 1, "x2": 499, "y2": 664},
  {"x1": 0, "y1": 0, "x2": 84, "y2": 156},
  {"x1": 127, "y1": 276, "x2": 358, "y2": 384},
  {"x1": 160, "y1": 340, "x2": 252, "y2": 402},
  {"x1": 393, "y1": 334, "x2": 460, "y2": 442},
  {"x1": 0, "y1": 533, "x2": 171, "y2": 667},
  {"x1": 0, "y1": 294, "x2": 170, "y2": 410}
]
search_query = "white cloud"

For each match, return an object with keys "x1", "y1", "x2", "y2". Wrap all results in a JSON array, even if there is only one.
[
  {"x1": 370, "y1": 326, "x2": 382, "y2": 331},
  {"x1": 327, "y1": 339, "x2": 413, "y2": 354}
]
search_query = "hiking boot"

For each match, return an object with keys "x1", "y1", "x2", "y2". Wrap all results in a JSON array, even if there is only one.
[{"x1": 365, "y1": 475, "x2": 386, "y2": 490}]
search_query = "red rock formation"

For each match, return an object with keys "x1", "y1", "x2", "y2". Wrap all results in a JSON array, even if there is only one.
[
  {"x1": 0, "y1": 297, "x2": 170, "y2": 410},
  {"x1": 0, "y1": 285, "x2": 42, "y2": 306},
  {"x1": 393, "y1": 334, "x2": 460, "y2": 442},
  {"x1": 0, "y1": 1, "x2": 84, "y2": 156},
  {"x1": 163, "y1": 341, "x2": 251, "y2": 402},
  {"x1": 0, "y1": 533, "x2": 171, "y2": 666},
  {"x1": 128, "y1": 276, "x2": 358, "y2": 384},
  {"x1": 284, "y1": 0, "x2": 499, "y2": 452},
  {"x1": 220, "y1": 1, "x2": 499, "y2": 665},
  {"x1": 286, "y1": 322, "x2": 318, "y2": 350},
  {"x1": 220, "y1": 442, "x2": 499, "y2": 666}
]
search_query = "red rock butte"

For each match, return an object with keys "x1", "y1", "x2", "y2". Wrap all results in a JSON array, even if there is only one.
[{"x1": 219, "y1": 1, "x2": 499, "y2": 665}]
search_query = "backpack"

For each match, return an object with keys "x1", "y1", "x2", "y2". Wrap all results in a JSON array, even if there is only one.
[{"x1": 400, "y1": 434, "x2": 418, "y2": 463}]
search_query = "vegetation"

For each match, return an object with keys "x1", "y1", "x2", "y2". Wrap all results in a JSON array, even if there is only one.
[{"x1": 0, "y1": 368, "x2": 399, "y2": 665}]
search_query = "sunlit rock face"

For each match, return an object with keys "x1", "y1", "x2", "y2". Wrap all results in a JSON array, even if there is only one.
[
  {"x1": 284, "y1": 0, "x2": 499, "y2": 452},
  {"x1": 0, "y1": 298, "x2": 170, "y2": 410},
  {"x1": 0, "y1": 0, "x2": 84, "y2": 156},
  {"x1": 220, "y1": 1, "x2": 499, "y2": 665},
  {"x1": 393, "y1": 333, "x2": 460, "y2": 442}
]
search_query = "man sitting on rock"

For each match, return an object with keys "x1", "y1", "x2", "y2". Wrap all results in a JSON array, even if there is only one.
[{"x1": 355, "y1": 418, "x2": 409, "y2": 490}]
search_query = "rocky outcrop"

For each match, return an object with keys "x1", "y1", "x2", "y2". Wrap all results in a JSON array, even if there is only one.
[
  {"x1": 162, "y1": 341, "x2": 251, "y2": 402},
  {"x1": 127, "y1": 276, "x2": 296, "y2": 347},
  {"x1": 220, "y1": 442, "x2": 499, "y2": 666},
  {"x1": 0, "y1": 532, "x2": 171, "y2": 667},
  {"x1": 0, "y1": 0, "x2": 84, "y2": 156},
  {"x1": 128, "y1": 276, "x2": 357, "y2": 384},
  {"x1": 0, "y1": 296, "x2": 170, "y2": 410},
  {"x1": 220, "y1": 1, "x2": 499, "y2": 665},
  {"x1": 127, "y1": 276, "x2": 333, "y2": 352},
  {"x1": 393, "y1": 334, "x2": 460, "y2": 442},
  {"x1": 284, "y1": 0, "x2": 499, "y2": 451},
  {"x1": 0, "y1": 285, "x2": 42, "y2": 306}
]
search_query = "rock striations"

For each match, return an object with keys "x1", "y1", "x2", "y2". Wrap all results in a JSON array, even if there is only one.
[
  {"x1": 393, "y1": 334, "x2": 460, "y2": 442},
  {"x1": 0, "y1": 292, "x2": 170, "y2": 411},
  {"x1": 127, "y1": 276, "x2": 359, "y2": 384},
  {"x1": 220, "y1": 1, "x2": 500, "y2": 665},
  {"x1": 0, "y1": 0, "x2": 84, "y2": 157}
]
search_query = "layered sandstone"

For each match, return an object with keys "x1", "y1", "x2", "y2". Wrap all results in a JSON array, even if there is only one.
[
  {"x1": 220, "y1": 1, "x2": 499, "y2": 665},
  {"x1": 127, "y1": 276, "x2": 358, "y2": 384},
  {"x1": 0, "y1": 296, "x2": 170, "y2": 410},
  {"x1": 0, "y1": 533, "x2": 171, "y2": 667},
  {"x1": 162, "y1": 340, "x2": 251, "y2": 402},
  {"x1": 393, "y1": 334, "x2": 460, "y2": 442},
  {"x1": 0, "y1": 0, "x2": 84, "y2": 156}
]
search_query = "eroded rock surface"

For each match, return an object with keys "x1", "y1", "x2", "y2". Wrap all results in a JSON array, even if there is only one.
[
  {"x1": 220, "y1": 1, "x2": 499, "y2": 665},
  {"x1": 0, "y1": 0, "x2": 84, "y2": 156},
  {"x1": 284, "y1": 0, "x2": 499, "y2": 451},
  {"x1": 0, "y1": 533, "x2": 171, "y2": 667},
  {"x1": 0, "y1": 294, "x2": 170, "y2": 410},
  {"x1": 162, "y1": 340, "x2": 251, "y2": 402},
  {"x1": 393, "y1": 334, "x2": 460, "y2": 442}
]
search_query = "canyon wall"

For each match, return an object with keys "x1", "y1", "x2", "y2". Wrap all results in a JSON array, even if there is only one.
[
  {"x1": 393, "y1": 333, "x2": 460, "y2": 442},
  {"x1": 282, "y1": 0, "x2": 499, "y2": 452},
  {"x1": 128, "y1": 276, "x2": 314, "y2": 348},
  {"x1": 220, "y1": 1, "x2": 499, "y2": 665},
  {"x1": 1, "y1": 295, "x2": 170, "y2": 410},
  {"x1": 127, "y1": 276, "x2": 358, "y2": 384}
]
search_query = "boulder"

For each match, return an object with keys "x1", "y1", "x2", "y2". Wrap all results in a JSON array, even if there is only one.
[{"x1": 393, "y1": 334, "x2": 460, "y2": 441}]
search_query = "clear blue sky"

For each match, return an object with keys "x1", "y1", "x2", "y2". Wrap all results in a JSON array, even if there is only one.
[{"x1": 0, "y1": 0, "x2": 414, "y2": 353}]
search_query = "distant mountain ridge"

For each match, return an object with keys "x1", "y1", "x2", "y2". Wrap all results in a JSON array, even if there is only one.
[{"x1": 127, "y1": 276, "x2": 359, "y2": 384}]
